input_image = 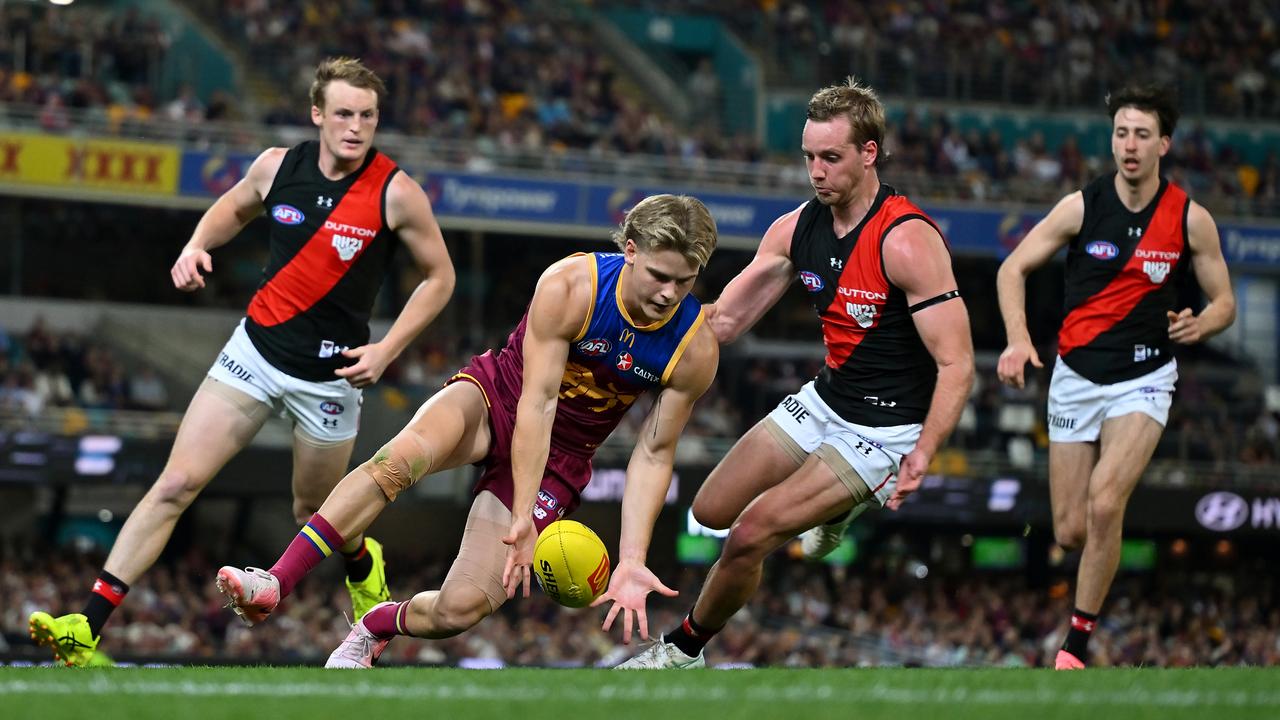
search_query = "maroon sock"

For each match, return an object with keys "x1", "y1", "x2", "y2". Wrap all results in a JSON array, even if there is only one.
[
  {"x1": 269, "y1": 513, "x2": 345, "y2": 598},
  {"x1": 362, "y1": 600, "x2": 411, "y2": 639}
]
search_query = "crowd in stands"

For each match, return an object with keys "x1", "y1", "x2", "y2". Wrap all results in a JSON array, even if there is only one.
[
  {"x1": 2, "y1": 2, "x2": 1278, "y2": 217},
  {"x1": 3, "y1": 543, "x2": 1276, "y2": 667},
  {"x1": 0, "y1": 319, "x2": 169, "y2": 416}
]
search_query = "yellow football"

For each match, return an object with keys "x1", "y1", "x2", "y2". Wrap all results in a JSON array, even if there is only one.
[{"x1": 532, "y1": 520, "x2": 611, "y2": 608}]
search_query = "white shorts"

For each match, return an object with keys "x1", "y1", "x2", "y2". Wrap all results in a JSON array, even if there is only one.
[
  {"x1": 763, "y1": 380, "x2": 921, "y2": 507},
  {"x1": 205, "y1": 320, "x2": 362, "y2": 443},
  {"x1": 1047, "y1": 357, "x2": 1176, "y2": 443}
]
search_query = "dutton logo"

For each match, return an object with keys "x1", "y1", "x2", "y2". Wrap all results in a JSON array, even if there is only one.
[
  {"x1": 319, "y1": 401, "x2": 344, "y2": 416},
  {"x1": 799, "y1": 271, "x2": 825, "y2": 292},
  {"x1": 272, "y1": 204, "x2": 304, "y2": 225},
  {"x1": 1195, "y1": 492, "x2": 1248, "y2": 532},
  {"x1": 1086, "y1": 240, "x2": 1119, "y2": 260},
  {"x1": 576, "y1": 338, "x2": 612, "y2": 357},
  {"x1": 616, "y1": 352, "x2": 634, "y2": 371}
]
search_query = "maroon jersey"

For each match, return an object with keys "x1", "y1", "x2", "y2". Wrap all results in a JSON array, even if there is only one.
[
  {"x1": 790, "y1": 186, "x2": 945, "y2": 426},
  {"x1": 449, "y1": 253, "x2": 704, "y2": 526},
  {"x1": 245, "y1": 141, "x2": 400, "y2": 381},
  {"x1": 1058, "y1": 174, "x2": 1189, "y2": 384}
]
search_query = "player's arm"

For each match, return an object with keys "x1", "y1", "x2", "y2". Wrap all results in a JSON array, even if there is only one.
[
  {"x1": 171, "y1": 147, "x2": 285, "y2": 291},
  {"x1": 335, "y1": 172, "x2": 456, "y2": 387},
  {"x1": 995, "y1": 191, "x2": 1084, "y2": 387},
  {"x1": 883, "y1": 220, "x2": 974, "y2": 511},
  {"x1": 501, "y1": 257, "x2": 593, "y2": 598},
  {"x1": 1167, "y1": 202, "x2": 1236, "y2": 344},
  {"x1": 705, "y1": 206, "x2": 802, "y2": 344},
  {"x1": 594, "y1": 322, "x2": 719, "y2": 643}
]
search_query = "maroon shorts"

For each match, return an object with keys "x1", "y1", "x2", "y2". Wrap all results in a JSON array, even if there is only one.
[{"x1": 448, "y1": 353, "x2": 593, "y2": 533}]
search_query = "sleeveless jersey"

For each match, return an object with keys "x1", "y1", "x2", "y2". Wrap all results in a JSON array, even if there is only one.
[
  {"x1": 790, "y1": 185, "x2": 944, "y2": 425},
  {"x1": 478, "y1": 253, "x2": 705, "y2": 456},
  {"x1": 1058, "y1": 174, "x2": 1189, "y2": 384},
  {"x1": 244, "y1": 140, "x2": 401, "y2": 381}
]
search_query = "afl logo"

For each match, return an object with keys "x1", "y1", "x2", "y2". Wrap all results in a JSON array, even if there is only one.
[
  {"x1": 798, "y1": 271, "x2": 825, "y2": 292},
  {"x1": 319, "y1": 401, "x2": 345, "y2": 416},
  {"x1": 576, "y1": 338, "x2": 612, "y2": 357},
  {"x1": 616, "y1": 352, "x2": 634, "y2": 371},
  {"x1": 272, "y1": 204, "x2": 305, "y2": 225},
  {"x1": 1086, "y1": 241, "x2": 1119, "y2": 260},
  {"x1": 1195, "y1": 491, "x2": 1248, "y2": 532}
]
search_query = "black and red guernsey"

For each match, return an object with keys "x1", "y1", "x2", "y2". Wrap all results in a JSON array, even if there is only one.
[
  {"x1": 791, "y1": 185, "x2": 945, "y2": 426},
  {"x1": 1058, "y1": 174, "x2": 1189, "y2": 385},
  {"x1": 245, "y1": 140, "x2": 401, "y2": 381}
]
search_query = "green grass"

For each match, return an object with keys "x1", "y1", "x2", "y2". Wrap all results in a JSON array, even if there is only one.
[{"x1": 1, "y1": 666, "x2": 1277, "y2": 720}]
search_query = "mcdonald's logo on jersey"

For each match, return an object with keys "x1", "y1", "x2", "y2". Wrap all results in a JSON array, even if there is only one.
[{"x1": 619, "y1": 329, "x2": 636, "y2": 347}]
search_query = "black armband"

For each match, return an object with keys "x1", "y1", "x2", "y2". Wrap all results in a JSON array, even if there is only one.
[{"x1": 909, "y1": 290, "x2": 960, "y2": 314}]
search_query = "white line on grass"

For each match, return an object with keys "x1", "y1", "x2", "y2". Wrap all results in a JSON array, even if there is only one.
[{"x1": 0, "y1": 678, "x2": 1278, "y2": 708}]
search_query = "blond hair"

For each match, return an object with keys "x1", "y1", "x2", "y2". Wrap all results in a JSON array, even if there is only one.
[
  {"x1": 807, "y1": 78, "x2": 887, "y2": 166},
  {"x1": 310, "y1": 57, "x2": 387, "y2": 110},
  {"x1": 612, "y1": 194, "x2": 718, "y2": 269}
]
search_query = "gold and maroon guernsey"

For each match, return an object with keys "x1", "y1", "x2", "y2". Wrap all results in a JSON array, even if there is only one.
[
  {"x1": 790, "y1": 186, "x2": 945, "y2": 426},
  {"x1": 1058, "y1": 174, "x2": 1189, "y2": 384},
  {"x1": 245, "y1": 140, "x2": 401, "y2": 381}
]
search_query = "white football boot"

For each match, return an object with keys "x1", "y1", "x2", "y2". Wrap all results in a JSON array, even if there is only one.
[
  {"x1": 799, "y1": 501, "x2": 873, "y2": 560},
  {"x1": 614, "y1": 635, "x2": 705, "y2": 669},
  {"x1": 215, "y1": 566, "x2": 282, "y2": 626},
  {"x1": 326, "y1": 601, "x2": 397, "y2": 669}
]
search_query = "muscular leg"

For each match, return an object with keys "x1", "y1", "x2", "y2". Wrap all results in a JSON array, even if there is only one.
[
  {"x1": 105, "y1": 381, "x2": 268, "y2": 583},
  {"x1": 314, "y1": 382, "x2": 492, "y2": 541},
  {"x1": 691, "y1": 419, "x2": 803, "y2": 530},
  {"x1": 692, "y1": 454, "x2": 857, "y2": 629},
  {"x1": 1075, "y1": 413, "x2": 1163, "y2": 614},
  {"x1": 1048, "y1": 441, "x2": 1097, "y2": 551},
  {"x1": 289, "y1": 434, "x2": 362, "y2": 552}
]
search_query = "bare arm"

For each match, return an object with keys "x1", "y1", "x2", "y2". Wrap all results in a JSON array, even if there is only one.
[
  {"x1": 995, "y1": 191, "x2": 1083, "y2": 387},
  {"x1": 597, "y1": 321, "x2": 719, "y2": 642},
  {"x1": 1167, "y1": 202, "x2": 1236, "y2": 343},
  {"x1": 171, "y1": 148, "x2": 285, "y2": 291},
  {"x1": 706, "y1": 206, "x2": 802, "y2": 344},
  {"x1": 500, "y1": 256, "x2": 593, "y2": 597},
  {"x1": 335, "y1": 172, "x2": 456, "y2": 387},
  {"x1": 883, "y1": 220, "x2": 974, "y2": 510}
]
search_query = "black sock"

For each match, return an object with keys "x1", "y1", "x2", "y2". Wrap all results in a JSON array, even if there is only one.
[
  {"x1": 666, "y1": 611, "x2": 720, "y2": 658},
  {"x1": 82, "y1": 571, "x2": 130, "y2": 638},
  {"x1": 342, "y1": 538, "x2": 373, "y2": 583},
  {"x1": 1062, "y1": 607, "x2": 1098, "y2": 661}
]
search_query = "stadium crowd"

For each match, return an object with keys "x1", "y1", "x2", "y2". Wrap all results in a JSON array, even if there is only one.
[{"x1": 2, "y1": 545, "x2": 1276, "y2": 668}]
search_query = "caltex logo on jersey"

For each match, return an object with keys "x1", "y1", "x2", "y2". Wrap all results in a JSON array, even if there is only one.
[
  {"x1": 576, "y1": 338, "x2": 612, "y2": 357},
  {"x1": 616, "y1": 352, "x2": 634, "y2": 371},
  {"x1": 798, "y1": 271, "x2": 825, "y2": 292},
  {"x1": 271, "y1": 204, "x2": 304, "y2": 225},
  {"x1": 1143, "y1": 260, "x2": 1171, "y2": 283},
  {"x1": 1086, "y1": 240, "x2": 1119, "y2": 260}
]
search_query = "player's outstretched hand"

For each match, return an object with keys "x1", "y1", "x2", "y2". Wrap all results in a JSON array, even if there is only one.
[
  {"x1": 171, "y1": 247, "x2": 212, "y2": 291},
  {"x1": 592, "y1": 559, "x2": 677, "y2": 644},
  {"x1": 501, "y1": 515, "x2": 537, "y2": 599},
  {"x1": 1167, "y1": 308, "x2": 1201, "y2": 344},
  {"x1": 996, "y1": 340, "x2": 1043, "y2": 389},
  {"x1": 335, "y1": 342, "x2": 393, "y2": 388},
  {"x1": 886, "y1": 447, "x2": 930, "y2": 511}
]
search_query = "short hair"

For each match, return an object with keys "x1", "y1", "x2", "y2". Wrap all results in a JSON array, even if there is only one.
[
  {"x1": 612, "y1": 194, "x2": 718, "y2": 269},
  {"x1": 310, "y1": 57, "x2": 387, "y2": 111},
  {"x1": 1106, "y1": 83, "x2": 1179, "y2": 137},
  {"x1": 807, "y1": 77, "x2": 887, "y2": 166}
]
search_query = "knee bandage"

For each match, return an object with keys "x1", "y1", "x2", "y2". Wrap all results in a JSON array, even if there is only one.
[{"x1": 361, "y1": 431, "x2": 435, "y2": 502}]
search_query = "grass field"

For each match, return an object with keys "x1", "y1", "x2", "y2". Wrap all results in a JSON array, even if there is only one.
[{"x1": 2, "y1": 666, "x2": 1277, "y2": 720}]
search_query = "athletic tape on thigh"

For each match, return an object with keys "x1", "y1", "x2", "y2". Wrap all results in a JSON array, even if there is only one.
[
  {"x1": 814, "y1": 445, "x2": 876, "y2": 504},
  {"x1": 763, "y1": 416, "x2": 809, "y2": 466},
  {"x1": 443, "y1": 492, "x2": 512, "y2": 612},
  {"x1": 293, "y1": 425, "x2": 353, "y2": 449},
  {"x1": 199, "y1": 377, "x2": 271, "y2": 423},
  {"x1": 361, "y1": 430, "x2": 435, "y2": 502}
]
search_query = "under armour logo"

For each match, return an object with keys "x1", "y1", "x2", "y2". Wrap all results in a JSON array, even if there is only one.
[
  {"x1": 1128, "y1": 226, "x2": 1142, "y2": 238},
  {"x1": 317, "y1": 195, "x2": 334, "y2": 208},
  {"x1": 830, "y1": 258, "x2": 844, "y2": 269},
  {"x1": 321, "y1": 418, "x2": 339, "y2": 427}
]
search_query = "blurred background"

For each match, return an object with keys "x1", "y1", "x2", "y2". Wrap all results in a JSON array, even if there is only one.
[{"x1": 1, "y1": 0, "x2": 1278, "y2": 668}]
